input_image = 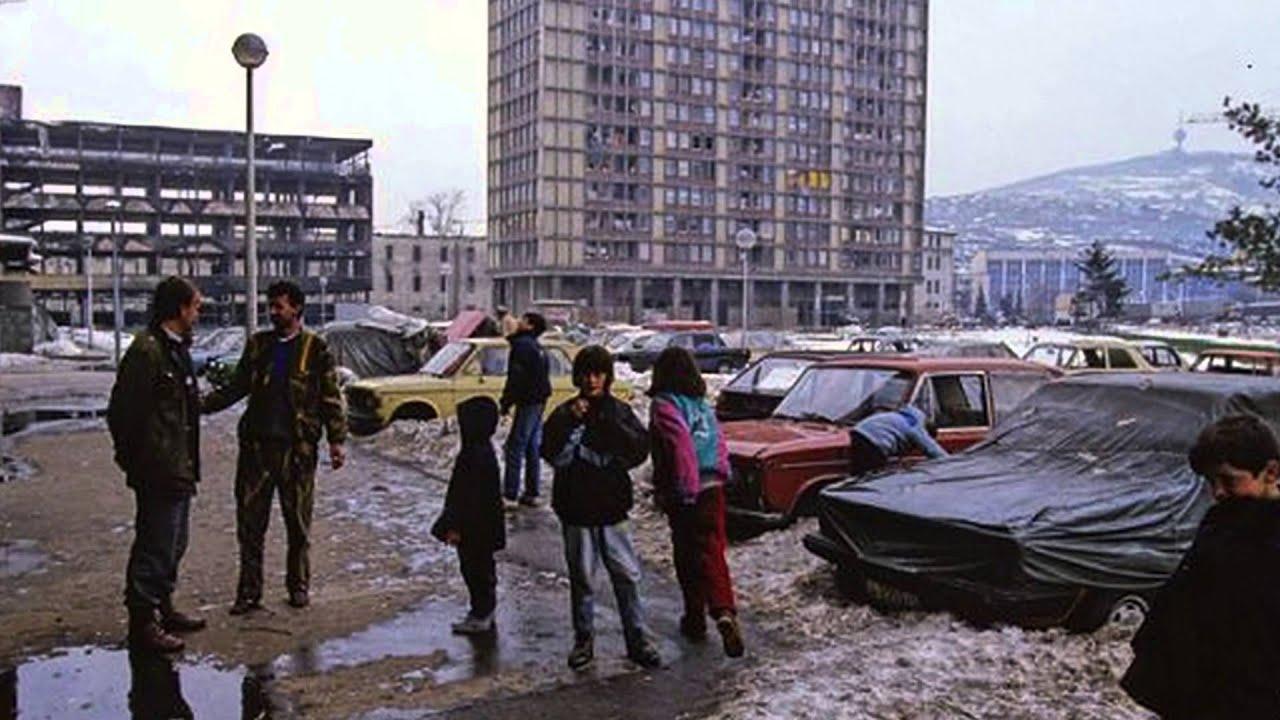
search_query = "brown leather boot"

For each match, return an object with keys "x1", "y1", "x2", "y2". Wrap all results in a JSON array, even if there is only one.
[
  {"x1": 160, "y1": 604, "x2": 207, "y2": 633},
  {"x1": 129, "y1": 609, "x2": 185, "y2": 653}
]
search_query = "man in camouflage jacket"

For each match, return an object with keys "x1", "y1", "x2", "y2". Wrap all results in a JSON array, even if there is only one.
[{"x1": 203, "y1": 281, "x2": 347, "y2": 613}]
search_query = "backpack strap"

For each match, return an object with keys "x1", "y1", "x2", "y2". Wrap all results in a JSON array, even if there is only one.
[{"x1": 296, "y1": 331, "x2": 315, "y2": 375}]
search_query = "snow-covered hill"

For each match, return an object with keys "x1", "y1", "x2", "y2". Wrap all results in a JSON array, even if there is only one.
[{"x1": 926, "y1": 150, "x2": 1276, "y2": 260}]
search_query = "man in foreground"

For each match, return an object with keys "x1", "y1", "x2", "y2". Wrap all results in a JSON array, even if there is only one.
[{"x1": 108, "y1": 276, "x2": 208, "y2": 652}]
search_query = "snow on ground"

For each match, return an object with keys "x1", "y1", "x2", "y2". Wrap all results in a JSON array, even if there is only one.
[
  {"x1": 709, "y1": 522, "x2": 1153, "y2": 720},
  {"x1": 0, "y1": 353, "x2": 50, "y2": 371}
]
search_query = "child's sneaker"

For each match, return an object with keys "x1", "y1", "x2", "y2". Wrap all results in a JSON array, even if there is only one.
[
  {"x1": 716, "y1": 615, "x2": 745, "y2": 658},
  {"x1": 626, "y1": 638, "x2": 662, "y2": 669},
  {"x1": 517, "y1": 494, "x2": 541, "y2": 508},
  {"x1": 451, "y1": 613, "x2": 495, "y2": 635},
  {"x1": 567, "y1": 636, "x2": 594, "y2": 671},
  {"x1": 502, "y1": 498, "x2": 521, "y2": 513}
]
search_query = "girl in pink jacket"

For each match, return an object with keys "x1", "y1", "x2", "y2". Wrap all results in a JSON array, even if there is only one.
[{"x1": 648, "y1": 347, "x2": 745, "y2": 658}]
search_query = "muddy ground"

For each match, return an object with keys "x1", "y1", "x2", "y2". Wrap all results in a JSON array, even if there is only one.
[{"x1": 0, "y1": 369, "x2": 1153, "y2": 718}]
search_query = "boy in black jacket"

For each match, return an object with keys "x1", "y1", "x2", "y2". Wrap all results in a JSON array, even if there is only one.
[
  {"x1": 432, "y1": 397, "x2": 506, "y2": 635},
  {"x1": 1122, "y1": 414, "x2": 1280, "y2": 718},
  {"x1": 540, "y1": 345, "x2": 660, "y2": 671}
]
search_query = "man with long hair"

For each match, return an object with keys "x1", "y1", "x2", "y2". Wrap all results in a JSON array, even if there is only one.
[
  {"x1": 499, "y1": 311, "x2": 552, "y2": 508},
  {"x1": 108, "y1": 276, "x2": 207, "y2": 652}
]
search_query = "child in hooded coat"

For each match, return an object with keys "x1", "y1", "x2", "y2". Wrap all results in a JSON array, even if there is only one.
[{"x1": 432, "y1": 396, "x2": 506, "y2": 634}]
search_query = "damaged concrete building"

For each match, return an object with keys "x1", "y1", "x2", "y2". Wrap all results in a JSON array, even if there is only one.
[
  {"x1": 0, "y1": 85, "x2": 373, "y2": 326},
  {"x1": 488, "y1": 1, "x2": 929, "y2": 327}
]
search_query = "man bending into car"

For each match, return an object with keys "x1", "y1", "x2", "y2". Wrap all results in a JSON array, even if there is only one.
[
  {"x1": 848, "y1": 404, "x2": 948, "y2": 477},
  {"x1": 1121, "y1": 413, "x2": 1280, "y2": 719}
]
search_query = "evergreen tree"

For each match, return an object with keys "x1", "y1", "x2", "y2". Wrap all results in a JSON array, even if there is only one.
[
  {"x1": 1075, "y1": 241, "x2": 1130, "y2": 318},
  {"x1": 1182, "y1": 99, "x2": 1280, "y2": 289},
  {"x1": 974, "y1": 285, "x2": 989, "y2": 320}
]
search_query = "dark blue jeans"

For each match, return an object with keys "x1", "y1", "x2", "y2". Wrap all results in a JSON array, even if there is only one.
[
  {"x1": 124, "y1": 489, "x2": 192, "y2": 611},
  {"x1": 503, "y1": 402, "x2": 544, "y2": 500}
]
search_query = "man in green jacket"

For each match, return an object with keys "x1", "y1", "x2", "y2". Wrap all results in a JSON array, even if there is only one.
[
  {"x1": 108, "y1": 276, "x2": 208, "y2": 652},
  {"x1": 203, "y1": 281, "x2": 348, "y2": 613}
]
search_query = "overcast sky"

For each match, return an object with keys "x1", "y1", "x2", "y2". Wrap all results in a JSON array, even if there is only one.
[{"x1": 3, "y1": 0, "x2": 1277, "y2": 229}]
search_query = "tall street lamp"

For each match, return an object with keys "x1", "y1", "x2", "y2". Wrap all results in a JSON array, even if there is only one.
[
  {"x1": 106, "y1": 198, "x2": 123, "y2": 365},
  {"x1": 318, "y1": 275, "x2": 328, "y2": 326},
  {"x1": 232, "y1": 32, "x2": 268, "y2": 336},
  {"x1": 734, "y1": 227, "x2": 758, "y2": 349},
  {"x1": 84, "y1": 236, "x2": 93, "y2": 349}
]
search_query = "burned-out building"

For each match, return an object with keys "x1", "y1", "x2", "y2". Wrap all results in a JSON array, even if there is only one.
[
  {"x1": 0, "y1": 86, "x2": 373, "y2": 326},
  {"x1": 488, "y1": 0, "x2": 929, "y2": 327}
]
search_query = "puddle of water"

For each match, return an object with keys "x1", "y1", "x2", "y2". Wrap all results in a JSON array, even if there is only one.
[
  {"x1": 0, "y1": 540, "x2": 46, "y2": 579},
  {"x1": 0, "y1": 646, "x2": 272, "y2": 720},
  {"x1": 269, "y1": 594, "x2": 548, "y2": 685},
  {"x1": 1, "y1": 408, "x2": 107, "y2": 437}
]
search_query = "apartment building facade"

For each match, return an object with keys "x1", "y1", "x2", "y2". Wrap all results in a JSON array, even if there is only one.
[
  {"x1": 913, "y1": 226, "x2": 953, "y2": 321},
  {"x1": 488, "y1": 0, "x2": 929, "y2": 327},
  {"x1": 372, "y1": 231, "x2": 492, "y2": 319}
]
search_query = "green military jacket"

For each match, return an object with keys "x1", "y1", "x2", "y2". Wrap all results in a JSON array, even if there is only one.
[
  {"x1": 202, "y1": 328, "x2": 348, "y2": 447},
  {"x1": 108, "y1": 327, "x2": 201, "y2": 494}
]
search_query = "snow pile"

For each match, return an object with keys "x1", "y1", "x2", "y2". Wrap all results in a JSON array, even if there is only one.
[
  {"x1": 0, "y1": 353, "x2": 50, "y2": 371},
  {"x1": 708, "y1": 521, "x2": 1153, "y2": 719}
]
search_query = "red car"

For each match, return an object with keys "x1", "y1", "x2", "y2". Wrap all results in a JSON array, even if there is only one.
[
  {"x1": 1190, "y1": 348, "x2": 1280, "y2": 376},
  {"x1": 724, "y1": 356, "x2": 1059, "y2": 531}
]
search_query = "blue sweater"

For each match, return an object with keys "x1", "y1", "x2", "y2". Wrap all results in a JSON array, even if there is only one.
[{"x1": 853, "y1": 406, "x2": 948, "y2": 459}]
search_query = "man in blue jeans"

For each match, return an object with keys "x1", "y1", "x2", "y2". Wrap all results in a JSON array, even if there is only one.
[{"x1": 500, "y1": 312, "x2": 552, "y2": 508}]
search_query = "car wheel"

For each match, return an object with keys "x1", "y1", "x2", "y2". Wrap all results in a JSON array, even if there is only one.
[
  {"x1": 864, "y1": 577, "x2": 922, "y2": 612},
  {"x1": 834, "y1": 566, "x2": 869, "y2": 601},
  {"x1": 789, "y1": 482, "x2": 829, "y2": 520},
  {"x1": 1065, "y1": 591, "x2": 1149, "y2": 633},
  {"x1": 725, "y1": 514, "x2": 770, "y2": 543}
]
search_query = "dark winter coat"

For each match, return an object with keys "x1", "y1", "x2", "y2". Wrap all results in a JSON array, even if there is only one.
[
  {"x1": 541, "y1": 394, "x2": 649, "y2": 526},
  {"x1": 431, "y1": 397, "x2": 506, "y2": 552},
  {"x1": 108, "y1": 327, "x2": 201, "y2": 496},
  {"x1": 499, "y1": 331, "x2": 551, "y2": 414},
  {"x1": 202, "y1": 329, "x2": 347, "y2": 447},
  {"x1": 1121, "y1": 498, "x2": 1280, "y2": 719}
]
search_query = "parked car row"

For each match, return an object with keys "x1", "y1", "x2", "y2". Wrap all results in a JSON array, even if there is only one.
[{"x1": 709, "y1": 338, "x2": 1280, "y2": 632}]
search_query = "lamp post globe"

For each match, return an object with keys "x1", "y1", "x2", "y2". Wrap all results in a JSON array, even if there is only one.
[
  {"x1": 232, "y1": 33, "x2": 269, "y2": 69},
  {"x1": 734, "y1": 227, "x2": 758, "y2": 251}
]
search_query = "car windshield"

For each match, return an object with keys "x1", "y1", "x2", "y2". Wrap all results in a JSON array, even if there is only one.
[
  {"x1": 420, "y1": 342, "x2": 472, "y2": 377},
  {"x1": 773, "y1": 367, "x2": 914, "y2": 424},
  {"x1": 641, "y1": 332, "x2": 674, "y2": 351},
  {"x1": 726, "y1": 356, "x2": 815, "y2": 394}
]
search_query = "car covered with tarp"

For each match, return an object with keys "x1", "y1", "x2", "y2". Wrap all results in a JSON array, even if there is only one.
[{"x1": 803, "y1": 372, "x2": 1280, "y2": 631}]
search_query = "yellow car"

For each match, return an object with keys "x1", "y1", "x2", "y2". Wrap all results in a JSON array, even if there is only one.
[
  {"x1": 344, "y1": 338, "x2": 631, "y2": 435},
  {"x1": 1022, "y1": 337, "x2": 1155, "y2": 374}
]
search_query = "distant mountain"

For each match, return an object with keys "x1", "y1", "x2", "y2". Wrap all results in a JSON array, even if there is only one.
[{"x1": 925, "y1": 150, "x2": 1276, "y2": 261}]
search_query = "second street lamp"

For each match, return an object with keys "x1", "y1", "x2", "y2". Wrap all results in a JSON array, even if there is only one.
[
  {"x1": 734, "y1": 227, "x2": 758, "y2": 349},
  {"x1": 105, "y1": 198, "x2": 123, "y2": 365},
  {"x1": 232, "y1": 32, "x2": 268, "y2": 337}
]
